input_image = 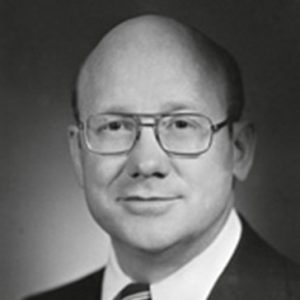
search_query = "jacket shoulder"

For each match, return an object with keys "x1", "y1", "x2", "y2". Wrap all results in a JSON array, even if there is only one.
[
  {"x1": 210, "y1": 218, "x2": 300, "y2": 299},
  {"x1": 25, "y1": 269, "x2": 104, "y2": 300}
]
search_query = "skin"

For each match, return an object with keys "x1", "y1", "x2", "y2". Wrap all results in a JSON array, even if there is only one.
[{"x1": 69, "y1": 15, "x2": 256, "y2": 283}]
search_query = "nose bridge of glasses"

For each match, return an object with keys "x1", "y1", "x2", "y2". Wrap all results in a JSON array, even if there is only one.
[
  {"x1": 135, "y1": 114, "x2": 157, "y2": 124},
  {"x1": 134, "y1": 115, "x2": 159, "y2": 141},
  {"x1": 139, "y1": 121, "x2": 155, "y2": 127},
  {"x1": 129, "y1": 115, "x2": 168, "y2": 156},
  {"x1": 134, "y1": 115, "x2": 158, "y2": 136}
]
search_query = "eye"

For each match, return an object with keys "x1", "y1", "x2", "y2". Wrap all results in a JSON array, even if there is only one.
[
  {"x1": 88, "y1": 115, "x2": 136, "y2": 138},
  {"x1": 106, "y1": 121, "x2": 123, "y2": 131},
  {"x1": 100, "y1": 119, "x2": 135, "y2": 132},
  {"x1": 173, "y1": 119, "x2": 190, "y2": 129},
  {"x1": 169, "y1": 118, "x2": 197, "y2": 130}
]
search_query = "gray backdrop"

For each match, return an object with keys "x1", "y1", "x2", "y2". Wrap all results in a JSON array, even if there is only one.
[{"x1": 1, "y1": 1, "x2": 300, "y2": 299}]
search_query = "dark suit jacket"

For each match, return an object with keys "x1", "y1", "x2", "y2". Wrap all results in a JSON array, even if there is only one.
[{"x1": 26, "y1": 221, "x2": 300, "y2": 300}]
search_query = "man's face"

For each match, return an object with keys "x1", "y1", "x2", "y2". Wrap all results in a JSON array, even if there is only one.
[{"x1": 71, "y1": 29, "x2": 239, "y2": 256}]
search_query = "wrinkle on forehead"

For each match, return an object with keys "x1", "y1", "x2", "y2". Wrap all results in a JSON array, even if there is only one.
[{"x1": 77, "y1": 15, "x2": 227, "y2": 117}]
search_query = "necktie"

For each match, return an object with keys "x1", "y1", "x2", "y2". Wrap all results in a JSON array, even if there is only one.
[{"x1": 114, "y1": 283, "x2": 152, "y2": 300}]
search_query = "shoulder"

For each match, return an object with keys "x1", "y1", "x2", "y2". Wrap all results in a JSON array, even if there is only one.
[
  {"x1": 238, "y1": 218, "x2": 300, "y2": 278},
  {"x1": 210, "y1": 217, "x2": 300, "y2": 299},
  {"x1": 25, "y1": 269, "x2": 104, "y2": 300}
]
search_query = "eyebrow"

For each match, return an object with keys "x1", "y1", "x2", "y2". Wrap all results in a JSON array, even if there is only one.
[
  {"x1": 161, "y1": 102, "x2": 199, "y2": 112},
  {"x1": 98, "y1": 101, "x2": 199, "y2": 114}
]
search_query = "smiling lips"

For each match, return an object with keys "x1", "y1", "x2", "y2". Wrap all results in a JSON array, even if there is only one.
[
  {"x1": 117, "y1": 195, "x2": 180, "y2": 215},
  {"x1": 118, "y1": 196, "x2": 179, "y2": 202}
]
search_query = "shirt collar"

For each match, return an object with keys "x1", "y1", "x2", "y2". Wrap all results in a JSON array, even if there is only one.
[{"x1": 102, "y1": 209, "x2": 241, "y2": 300}]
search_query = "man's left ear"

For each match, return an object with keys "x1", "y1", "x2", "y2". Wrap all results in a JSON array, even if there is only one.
[{"x1": 232, "y1": 121, "x2": 256, "y2": 181}]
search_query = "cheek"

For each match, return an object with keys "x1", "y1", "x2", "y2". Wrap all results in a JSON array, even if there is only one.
[
  {"x1": 80, "y1": 153, "x2": 128, "y2": 230},
  {"x1": 176, "y1": 142, "x2": 234, "y2": 203},
  {"x1": 82, "y1": 153, "x2": 127, "y2": 199}
]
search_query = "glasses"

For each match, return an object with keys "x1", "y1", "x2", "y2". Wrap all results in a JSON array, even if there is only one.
[{"x1": 78, "y1": 113, "x2": 232, "y2": 157}]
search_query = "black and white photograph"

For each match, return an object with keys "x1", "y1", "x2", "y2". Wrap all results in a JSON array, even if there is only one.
[{"x1": 1, "y1": 1, "x2": 300, "y2": 299}]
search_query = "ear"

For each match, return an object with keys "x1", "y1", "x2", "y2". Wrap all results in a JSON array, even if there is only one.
[
  {"x1": 232, "y1": 121, "x2": 256, "y2": 182},
  {"x1": 68, "y1": 125, "x2": 84, "y2": 187}
]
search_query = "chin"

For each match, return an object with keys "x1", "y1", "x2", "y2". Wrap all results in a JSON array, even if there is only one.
[{"x1": 113, "y1": 228, "x2": 179, "y2": 254}]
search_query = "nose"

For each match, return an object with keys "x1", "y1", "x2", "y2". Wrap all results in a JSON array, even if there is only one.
[{"x1": 126, "y1": 126, "x2": 170, "y2": 179}]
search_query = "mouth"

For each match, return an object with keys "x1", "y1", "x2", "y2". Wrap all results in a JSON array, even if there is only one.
[
  {"x1": 116, "y1": 195, "x2": 181, "y2": 215},
  {"x1": 118, "y1": 196, "x2": 179, "y2": 202}
]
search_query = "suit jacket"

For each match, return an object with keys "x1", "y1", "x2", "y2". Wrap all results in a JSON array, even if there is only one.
[{"x1": 26, "y1": 221, "x2": 300, "y2": 300}]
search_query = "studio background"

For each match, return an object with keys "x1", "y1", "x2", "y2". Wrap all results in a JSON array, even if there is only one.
[{"x1": 1, "y1": 1, "x2": 299, "y2": 300}]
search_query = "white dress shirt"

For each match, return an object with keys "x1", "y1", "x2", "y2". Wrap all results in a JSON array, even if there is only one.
[{"x1": 102, "y1": 209, "x2": 242, "y2": 300}]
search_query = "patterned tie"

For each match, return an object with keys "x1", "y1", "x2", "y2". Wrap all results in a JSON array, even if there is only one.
[{"x1": 114, "y1": 283, "x2": 151, "y2": 300}]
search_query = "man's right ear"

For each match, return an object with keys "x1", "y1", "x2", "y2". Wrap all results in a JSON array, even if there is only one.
[{"x1": 68, "y1": 125, "x2": 84, "y2": 187}]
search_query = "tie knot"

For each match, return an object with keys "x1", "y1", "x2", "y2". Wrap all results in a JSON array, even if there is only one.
[{"x1": 115, "y1": 283, "x2": 151, "y2": 300}]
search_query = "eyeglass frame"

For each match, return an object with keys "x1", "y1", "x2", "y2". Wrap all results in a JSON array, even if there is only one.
[{"x1": 77, "y1": 112, "x2": 235, "y2": 157}]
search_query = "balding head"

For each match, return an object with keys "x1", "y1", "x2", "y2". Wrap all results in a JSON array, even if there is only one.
[{"x1": 72, "y1": 14, "x2": 244, "y2": 124}]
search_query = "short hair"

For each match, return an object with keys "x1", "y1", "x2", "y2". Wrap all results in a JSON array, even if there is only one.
[
  {"x1": 71, "y1": 23, "x2": 244, "y2": 125},
  {"x1": 213, "y1": 42, "x2": 245, "y2": 123},
  {"x1": 71, "y1": 86, "x2": 80, "y2": 125},
  {"x1": 217, "y1": 46, "x2": 245, "y2": 122},
  {"x1": 189, "y1": 25, "x2": 245, "y2": 123}
]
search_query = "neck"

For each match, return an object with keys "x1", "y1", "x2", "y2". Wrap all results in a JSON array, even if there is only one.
[{"x1": 112, "y1": 207, "x2": 232, "y2": 283}]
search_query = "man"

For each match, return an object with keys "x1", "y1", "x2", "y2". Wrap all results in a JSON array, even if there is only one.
[{"x1": 27, "y1": 14, "x2": 300, "y2": 300}]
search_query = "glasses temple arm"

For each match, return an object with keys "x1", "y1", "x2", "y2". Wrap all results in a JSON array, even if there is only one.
[{"x1": 211, "y1": 117, "x2": 235, "y2": 132}]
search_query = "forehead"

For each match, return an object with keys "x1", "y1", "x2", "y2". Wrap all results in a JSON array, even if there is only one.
[{"x1": 77, "y1": 16, "x2": 227, "y2": 120}]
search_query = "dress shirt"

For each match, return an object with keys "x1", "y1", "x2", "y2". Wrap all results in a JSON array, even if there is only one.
[{"x1": 102, "y1": 209, "x2": 241, "y2": 300}]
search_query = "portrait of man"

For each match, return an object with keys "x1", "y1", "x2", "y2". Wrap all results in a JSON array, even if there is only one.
[{"x1": 23, "y1": 13, "x2": 300, "y2": 300}]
